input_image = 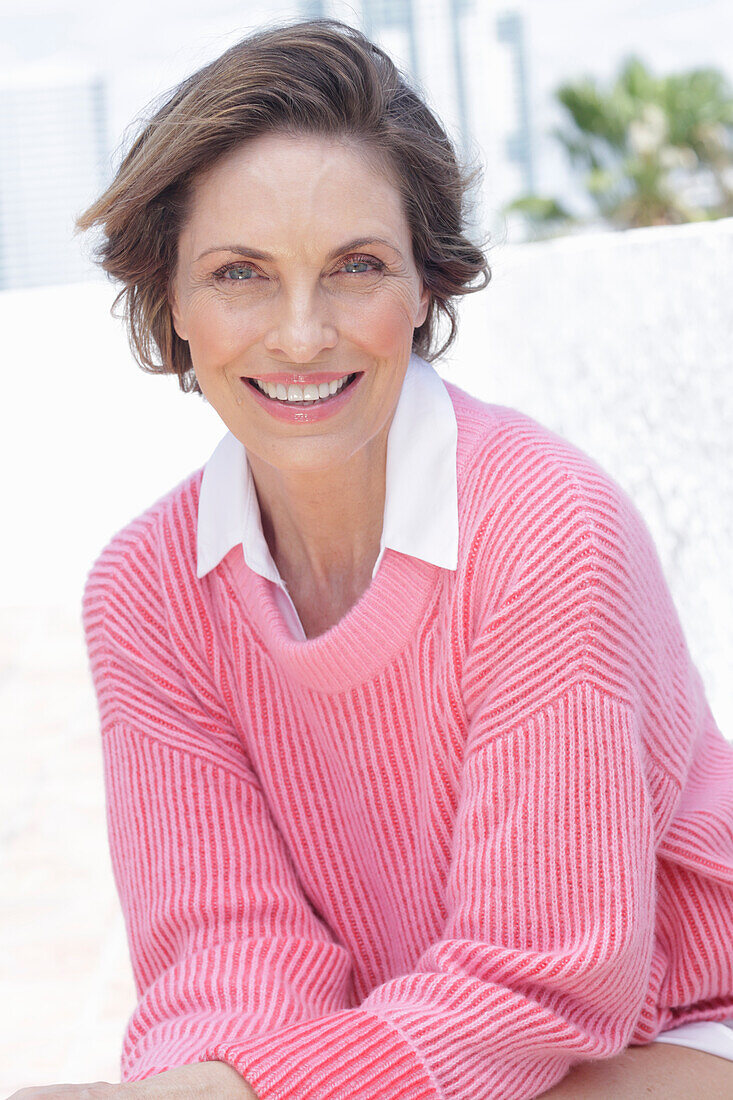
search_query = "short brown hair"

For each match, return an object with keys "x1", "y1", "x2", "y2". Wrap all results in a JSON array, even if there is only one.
[{"x1": 77, "y1": 18, "x2": 491, "y2": 395}]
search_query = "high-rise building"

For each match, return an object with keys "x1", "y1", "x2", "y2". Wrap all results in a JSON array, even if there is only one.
[{"x1": 0, "y1": 68, "x2": 107, "y2": 291}]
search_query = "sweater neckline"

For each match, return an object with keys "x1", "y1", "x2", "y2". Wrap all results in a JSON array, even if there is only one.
[{"x1": 221, "y1": 543, "x2": 440, "y2": 692}]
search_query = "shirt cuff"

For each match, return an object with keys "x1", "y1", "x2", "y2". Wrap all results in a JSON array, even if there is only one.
[
  {"x1": 197, "y1": 1008, "x2": 438, "y2": 1099},
  {"x1": 653, "y1": 1020, "x2": 733, "y2": 1062}
]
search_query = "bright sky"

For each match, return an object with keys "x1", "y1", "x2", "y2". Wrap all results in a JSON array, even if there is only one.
[{"x1": 3, "y1": 0, "x2": 731, "y2": 206}]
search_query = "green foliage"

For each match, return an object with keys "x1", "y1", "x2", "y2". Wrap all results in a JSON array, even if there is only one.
[
  {"x1": 504, "y1": 195, "x2": 572, "y2": 220},
  {"x1": 502, "y1": 55, "x2": 733, "y2": 238}
]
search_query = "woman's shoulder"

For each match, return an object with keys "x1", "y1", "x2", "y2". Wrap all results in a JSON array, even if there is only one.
[
  {"x1": 443, "y1": 381, "x2": 675, "y2": 643},
  {"x1": 445, "y1": 378, "x2": 602, "y2": 470},
  {"x1": 80, "y1": 466, "x2": 247, "y2": 764},
  {"x1": 444, "y1": 379, "x2": 637, "y2": 537},
  {"x1": 81, "y1": 465, "x2": 205, "y2": 636}
]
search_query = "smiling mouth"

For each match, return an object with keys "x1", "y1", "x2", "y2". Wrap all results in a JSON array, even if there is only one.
[{"x1": 245, "y1": 372, "x2": 360, "y2": 406}]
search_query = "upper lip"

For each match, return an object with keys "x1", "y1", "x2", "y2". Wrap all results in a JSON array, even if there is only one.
[{"x1": 243, "y1": 371, "x2": 357, "y2": 386}]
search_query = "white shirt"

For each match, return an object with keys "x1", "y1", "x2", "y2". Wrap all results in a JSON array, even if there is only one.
[
  {"x1": 196, "y1": 352, "x2": 459, "y2": 638},
  {"x1": 196, "y1": 352, "x2": 733, "y2": 1062}
]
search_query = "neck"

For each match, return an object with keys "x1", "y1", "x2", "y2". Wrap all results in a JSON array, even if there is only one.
[{"x1": 246, "y1": 431, "x2": 389, "y2": 592}]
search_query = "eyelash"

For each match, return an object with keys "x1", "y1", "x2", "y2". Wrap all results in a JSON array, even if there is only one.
[{"x1": 212, "y1": 253, "x2": 385, "y2": 282}]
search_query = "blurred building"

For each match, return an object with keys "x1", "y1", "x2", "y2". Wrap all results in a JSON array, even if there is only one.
[
  {"x1": 0, "y1": 68, "x2": 107, "y2": 291},
  {"x1": 312, "y1": 0, "x2": 533, "y2": 235},
  {"x1": 0, "y1": 3, "x2": 530, "y2": 291}
]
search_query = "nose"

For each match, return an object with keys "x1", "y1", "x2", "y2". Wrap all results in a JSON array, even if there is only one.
[{"x1": 263, "y1": 283, "x2": 338, "y2": 362}]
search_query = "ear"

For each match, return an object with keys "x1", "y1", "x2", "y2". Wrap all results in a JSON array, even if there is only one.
[
  {"x1": 168, "y1": 280, "x2": 188, "y2": 342},
  {"x1": 415, "y1": 282, "x2": 430, "y2": 329}
]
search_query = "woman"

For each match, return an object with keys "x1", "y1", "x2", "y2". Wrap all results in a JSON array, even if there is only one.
[{"x1": 10, "y1": 19, "x2": 733, "y2": 1100}]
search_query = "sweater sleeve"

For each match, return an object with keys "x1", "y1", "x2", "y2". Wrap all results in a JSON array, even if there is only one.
[
  {"x1": 86, "y1": 462, "x2": 731, "y2": 1098},
  {"x1": 191, "y1": 465, "x2": 713, "y2": 1099},
  {"x1": 195, "y1": 689, "x2": 656, "y2": 1100},
  {"x1": 82, "y1": 526, "x2": 355, "y2": 1082}
]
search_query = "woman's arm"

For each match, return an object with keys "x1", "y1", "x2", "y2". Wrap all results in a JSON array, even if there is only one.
[
  {"x1": 540, "y1": 1042, "x2": 733, "y2": 1098},
  {"x1": 79, "y1": 525, "x2": 354, "y2": 1083}
]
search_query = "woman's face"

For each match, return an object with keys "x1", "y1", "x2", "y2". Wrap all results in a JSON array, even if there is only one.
[{"x1": 170, "y1": 131, "x2": 430, "y2": 475}]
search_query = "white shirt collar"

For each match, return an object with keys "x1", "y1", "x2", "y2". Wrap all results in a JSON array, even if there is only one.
[{"x1": 196, "y1": 352, "x2": 459, "y2": 583}]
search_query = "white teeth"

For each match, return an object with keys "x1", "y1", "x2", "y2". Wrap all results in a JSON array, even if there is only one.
[{"x1": 252, "y1": 374, "x2": 352, "y2": 401}]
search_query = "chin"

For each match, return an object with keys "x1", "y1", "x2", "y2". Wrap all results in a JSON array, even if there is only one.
[{"x1": 253, "y1": 435, "x2": 358, "y2": 472}]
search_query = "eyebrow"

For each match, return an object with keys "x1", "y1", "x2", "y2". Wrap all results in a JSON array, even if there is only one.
[{"x1": 194, "y1": 236, "x2": 403, "y2": 263}]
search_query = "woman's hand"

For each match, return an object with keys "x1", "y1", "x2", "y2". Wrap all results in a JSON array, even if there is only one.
[
  {"x1": 5, "y1": 1062, "x2": 258, "y2": 1100},
  {"x1": 539, "y1": 1041, "x2": 733, "y2": 1098},
  {"x1": 124, "y1": 1063, "x2": 257, "y2": 1099}
]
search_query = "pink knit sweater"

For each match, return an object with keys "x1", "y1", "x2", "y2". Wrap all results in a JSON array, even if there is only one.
[{"x1": 82, "y1": 382, "x2": 733, "y2": 1099}]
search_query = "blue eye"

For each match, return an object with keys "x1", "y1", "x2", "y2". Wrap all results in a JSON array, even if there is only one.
[
  {"x1": 224, "y1": 265, "x2": 255, "y2": 280},
  {"x1": 341, "y1": 255, "x2": 384, "y2": 275}
]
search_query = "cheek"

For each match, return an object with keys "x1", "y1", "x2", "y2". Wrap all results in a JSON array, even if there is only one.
[
  {"x1": 186, "y1": 301, "x2": 261, "y2": 365},
  {"x1": 343, "y1": 290, "x2": 419, "y2": 357}
]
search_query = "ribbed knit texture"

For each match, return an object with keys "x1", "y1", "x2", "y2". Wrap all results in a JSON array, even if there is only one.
[{"x1": 82, "y1": 382, "x2": 733, "y2": 1099}]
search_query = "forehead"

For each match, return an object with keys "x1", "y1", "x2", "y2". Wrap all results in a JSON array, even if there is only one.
[{"x1": 181, "y1": 132, "x2": 409, "y2": 250}]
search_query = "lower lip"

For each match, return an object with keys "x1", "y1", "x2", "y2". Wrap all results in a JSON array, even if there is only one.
[{"x1": 242, "y1": 373, "x2": 363, "y2": 422}]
